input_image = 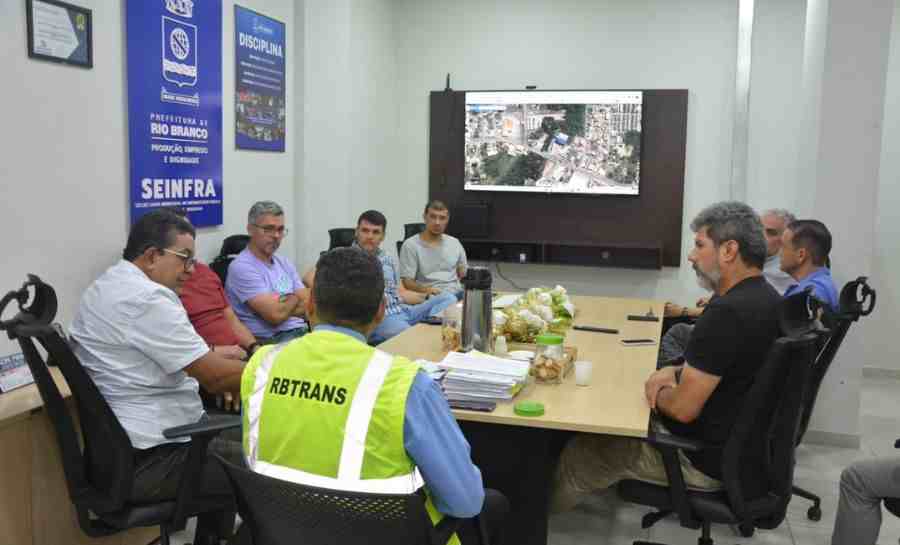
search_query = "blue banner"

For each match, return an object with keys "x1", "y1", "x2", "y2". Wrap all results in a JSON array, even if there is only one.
[
  {"x1": 234, "y1": 5, "x2": 286, "y2": 152},
  {"x1": 126, "y1": 0, "x2": 223, "y2": 227}
]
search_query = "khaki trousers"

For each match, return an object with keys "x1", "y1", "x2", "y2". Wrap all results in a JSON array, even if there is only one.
[{"x1": 550, "y1": 431, "x2": 722, "y2": 513}]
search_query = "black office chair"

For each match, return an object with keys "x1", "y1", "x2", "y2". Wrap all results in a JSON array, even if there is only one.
[
  {"x1": 0, "y1": 275, "x2": 240, "y2": 545},
  {"x1": 210, "y1": 234, "x2": 251, "y2": 285},
  {"x1": 405, "y1": 222, "x2": 427, "y2": 240},
  {"x1": 617, "y1": 293, "x2": 821, "y2": 545},
  {"x1": 327, "y1": 228, "x2": 356, "y2": 251},
  {"x1": 396, "y1": 222, "x2": 427, "y2": 256},
  {"x1": 791, "y1": 276, "x2": 876, "y2": 521},
  {"x1": 215, "y1": 454, "x2": 466, "y2": 545}
]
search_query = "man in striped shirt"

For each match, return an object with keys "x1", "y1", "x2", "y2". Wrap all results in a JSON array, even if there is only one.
[{"x1": 304, "y1": 210, "x2": 457, "y2": 344}]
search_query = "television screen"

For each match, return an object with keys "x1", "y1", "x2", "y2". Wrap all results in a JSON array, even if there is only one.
[{"x1": 464, "y1": 90, "x2": 643, "y2": 195}]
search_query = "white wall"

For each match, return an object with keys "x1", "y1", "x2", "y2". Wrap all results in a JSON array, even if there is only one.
[
  {"x1": 745, "y1": 0, "x2": 808, "y2": 213},
  {"x1": 871, "y1": 0, "x2": 900, "y2": 372},
  {"x1": 383, "y1": 0, "x2": 739, "y2": 305},
  {"x1": 0, "y1": 0, "x2": 295, "y2": 357},
  {"x1": 295, "y1": 0, "x2": 402, "y2": 269}
]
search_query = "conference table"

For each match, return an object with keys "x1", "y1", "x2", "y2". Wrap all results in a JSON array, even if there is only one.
[{"x1": 380, "y1": 295, "x2": 665, "y2": 545}]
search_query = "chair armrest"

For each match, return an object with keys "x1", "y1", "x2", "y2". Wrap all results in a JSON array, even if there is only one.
[
  {"x1": 163, "y1": 414, "x2": 241, "y2": 439},
  {"x1": 165, "y1": 415, "x2": 242, "y2": 528},
  {"x1": 647, "y1": 429, "x2": 708, "y2": 453},
  {"x1": 644, "y1": 416, "x2": 701, "y2": 529}
]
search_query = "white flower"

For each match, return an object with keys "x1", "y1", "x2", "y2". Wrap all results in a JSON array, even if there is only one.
[
  {"x1": 537, "y1": 292, "x2": 552, "y2": 305},
  {"x1": 535, "y1": 304, "x2": 554, "y2": 322},
  {"x1": 493, "y1": 310, "x2": 508, "y2": 326},
  {"x1": 563, "y1": 301, "x2": 576, "y2": 317},
  {"x1": 552, "y1": 284, "x2": 567, "y2": 295}
]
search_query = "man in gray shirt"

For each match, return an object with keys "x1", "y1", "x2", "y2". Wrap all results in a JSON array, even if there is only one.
[
  {"x1": 70, "y1": 209, "x2": 246, "y2": 544},
  {"x1": 400, "y1": 200, "x2": 468, "y2": 298}
]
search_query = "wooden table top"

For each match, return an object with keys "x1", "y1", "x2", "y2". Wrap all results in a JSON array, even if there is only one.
[
  {"x1": 0, "y1": 367, "x2": 70, "y2": 425},
  {"x1": 380, "y1": 295, "x2": 664, "y2": 438}
]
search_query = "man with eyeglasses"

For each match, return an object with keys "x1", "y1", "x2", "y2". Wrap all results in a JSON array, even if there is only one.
[
  {"x1": 69, "y1": 209, "x2": 247, "y2": 544},
  {"x1": 226, "y1": 200, "x2": 310, "y2": 344}
]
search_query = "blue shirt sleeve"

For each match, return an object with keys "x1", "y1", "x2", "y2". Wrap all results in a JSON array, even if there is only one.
[{"x1": 403, "y1": 372, "x2": 485, "y2": 518}]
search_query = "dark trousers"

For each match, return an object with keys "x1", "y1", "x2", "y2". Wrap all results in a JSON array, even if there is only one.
[
  {"x1": 131, "y1": 429, "x2": 245, "y2": 543},
  {"x1": 458, "y1": 489, "x2": 510, "y2": 545}
]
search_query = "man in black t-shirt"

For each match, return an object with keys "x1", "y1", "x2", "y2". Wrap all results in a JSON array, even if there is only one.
[{"x1": 551, "y1": 201, "x2": 781, "y2": 513}]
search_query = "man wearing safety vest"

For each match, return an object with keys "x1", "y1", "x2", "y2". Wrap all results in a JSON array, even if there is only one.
[{"x1": 241, "y1": 247, "x2": 508, "y2": 544}]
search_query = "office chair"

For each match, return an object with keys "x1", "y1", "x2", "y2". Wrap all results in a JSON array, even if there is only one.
[
  {"x1": 0, "y1": 275, "x2": 240, "y2": 545},
  {"x1": 328, "y1": 228, "x2": 356, "y2": 250},
  {"x1": 616, "y1": 292, "x2": 821, "y2": 545},
  {"x1": 210, "y1": 234, "x2": 250, "y2": 285},
  {"x1": 404, "y1": 222, "x2": 427, "y2": 240},
  {"x1": 396, "y1": 222, "x2": 427, "y2": 256},
  {"x1": 791, "y1": 276, "x2": 876, "y2": 521},
  {"x1": 215, "y1": 454, "x2": 467, "y2": 545}
]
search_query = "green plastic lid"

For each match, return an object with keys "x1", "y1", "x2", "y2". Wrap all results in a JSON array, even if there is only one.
[
  {"x1": 514, "y1": 401, "x2": 545, "y2": 417},
  {"x1": 535, "y1": 333, "x2": 564, "y2": 345}
]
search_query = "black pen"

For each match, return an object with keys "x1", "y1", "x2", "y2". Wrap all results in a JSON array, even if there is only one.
[{"x1": 573, "y1": 325, "x2": 619, "y2": 334}]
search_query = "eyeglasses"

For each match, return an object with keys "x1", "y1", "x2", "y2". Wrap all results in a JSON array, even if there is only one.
[
  {"x1": 161, "y1": 248, "x2": 197, "y2": 271},
  {"x1": 252, "y1": 224, "x2": 288, "y2": 236}
]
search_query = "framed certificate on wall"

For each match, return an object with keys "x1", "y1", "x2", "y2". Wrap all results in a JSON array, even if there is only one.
[{"x1": 26, "y1": 0, "x2": 93, "y2": 68}]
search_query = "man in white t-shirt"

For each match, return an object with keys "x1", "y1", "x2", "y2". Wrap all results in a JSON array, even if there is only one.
[
  {"x1": 399, "y1": 200, "x2": 468, "y2": 299},
  {"x1": 70, "y1": 209, "x2": 246, "y2": 544}
]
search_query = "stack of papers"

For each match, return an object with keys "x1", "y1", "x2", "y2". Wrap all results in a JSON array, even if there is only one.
[{"x1": 437, "y1": 351, "x2": 530, "y2": 404}]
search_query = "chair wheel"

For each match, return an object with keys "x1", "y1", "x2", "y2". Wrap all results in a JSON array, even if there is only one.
[{"x1": 807, "y1": 505, "x2": 822, "y2": 521}]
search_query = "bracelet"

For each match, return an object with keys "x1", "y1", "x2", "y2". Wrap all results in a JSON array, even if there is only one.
[{"x1": 245, "y1": 342, "x2": 260, "y2": 355}]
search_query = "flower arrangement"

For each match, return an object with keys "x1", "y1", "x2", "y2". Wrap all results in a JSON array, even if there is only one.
[{"x1": 493, "y1": 285, "x2": 576, "y2": 343}]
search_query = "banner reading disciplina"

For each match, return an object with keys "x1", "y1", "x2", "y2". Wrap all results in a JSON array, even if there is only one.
[{"x1": 235, "y1": 5, "x2": 286, "y2": 152}]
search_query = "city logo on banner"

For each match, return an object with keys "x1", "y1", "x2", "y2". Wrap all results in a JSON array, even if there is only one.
[
  {"x1": 160, "y1": 0, "x2": 199, "y2": 107},
  {"x1": 165, "y1": 0, "x2": 194, "y2": 18},
  {"x1": 162, "y1": 16, "x2": 197, "y2": 87}
]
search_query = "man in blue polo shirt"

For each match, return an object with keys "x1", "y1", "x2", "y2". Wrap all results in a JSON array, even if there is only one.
[{"x1": 780, "y1": 219, "x2": 839, "y2": 312}]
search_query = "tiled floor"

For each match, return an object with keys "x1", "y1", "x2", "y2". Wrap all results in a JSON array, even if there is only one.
[
  {"x1": 549, "y1": 375, "x2": 900, "y2": 545},
  {"x1": 168, "y1": 376, "x2": 900, "y2": 545}
]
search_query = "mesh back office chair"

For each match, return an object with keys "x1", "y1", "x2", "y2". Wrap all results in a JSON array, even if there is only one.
[
  {"x1": 617, "y1": 292, "x2": 821, "y2": 545},
  {"x1": 0, "y1": 275, "x2": 239, "y2": 545},
  {"x1": 328, "y1": 228, "x2": 356, "y2": 250},
  {"x1": 397, "y1": 222, "x2": 427, "y2": 255},
  {"x1": 791, "y1": 276, "x2": 876, "y2": 521},
  {"x1": 216, "y1": 454, "x2": 466, "y2": 545},
  {"x1": 210, "y1": 234, "x2": 251, "y2": 285}
]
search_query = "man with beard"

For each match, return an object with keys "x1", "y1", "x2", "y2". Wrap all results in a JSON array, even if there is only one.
[
  {"x1": 658, "y1": 207, "x2": 796, "y2": 366},
  {"x1": 226, "y1": 201, "x2": 310, "y2": 344},
  {"x1": 551, "y1": 201, "x2": 781, "y2": 512}
]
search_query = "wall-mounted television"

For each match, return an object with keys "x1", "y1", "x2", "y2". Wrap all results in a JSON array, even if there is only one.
[{"x1": 464, "y1": 90, "x2": 643, "y2": 195}]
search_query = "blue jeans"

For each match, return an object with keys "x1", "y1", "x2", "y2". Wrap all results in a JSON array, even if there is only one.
[{"x1": 370, "y1": 292, "x2": 457, "y2": 345}]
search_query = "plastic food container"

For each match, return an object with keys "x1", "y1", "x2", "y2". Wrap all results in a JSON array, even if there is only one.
[
  {"x1": 531, "y1": 333, "x2": 565, "y2": 384},
  {"x1": 441, "y1": 303, "x2": 462, "y2": 352}
]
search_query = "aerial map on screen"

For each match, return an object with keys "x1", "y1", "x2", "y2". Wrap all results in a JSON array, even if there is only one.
[{"x1": 464, "y1": 90, "x2": 643, "y2": 195}]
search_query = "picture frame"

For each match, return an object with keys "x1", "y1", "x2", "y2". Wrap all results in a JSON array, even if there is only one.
[{"x1": 26, "y1": 0, "x2": 93, "y2": 68}]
